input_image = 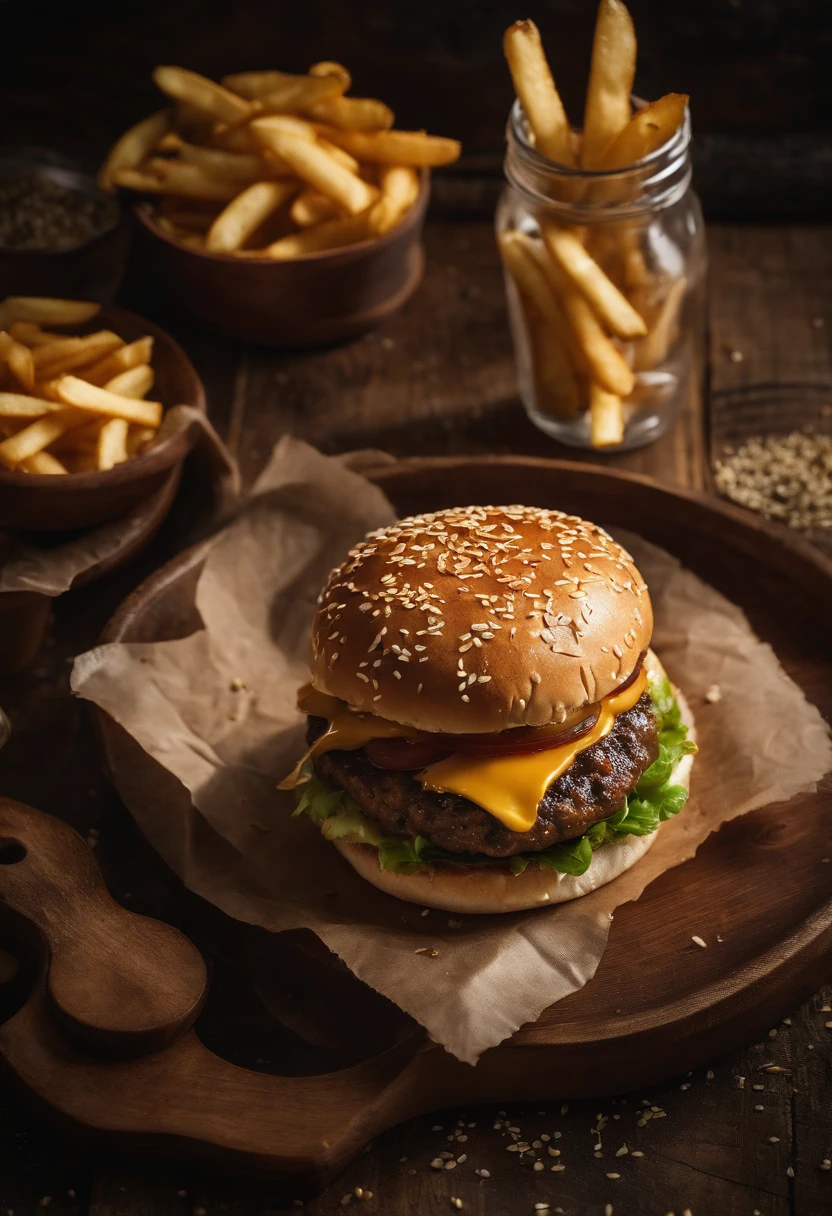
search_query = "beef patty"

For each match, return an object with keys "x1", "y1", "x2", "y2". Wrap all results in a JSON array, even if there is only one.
[{"x1": 310, "y1": 691, "x2": 658, "y2": 857}]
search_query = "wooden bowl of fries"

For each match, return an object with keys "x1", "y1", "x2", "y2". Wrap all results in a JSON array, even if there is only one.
[
  {"x1": 99, "y1": 62, "x2": 459, "y2": 345},
  {"x1": 0, "y1": 297, "x2": 205, "y2": 531}
]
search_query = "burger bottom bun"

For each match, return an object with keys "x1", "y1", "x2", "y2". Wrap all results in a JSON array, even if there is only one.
[{"x1": 332, "y1": 652, "x2": 696, "y2": 914}]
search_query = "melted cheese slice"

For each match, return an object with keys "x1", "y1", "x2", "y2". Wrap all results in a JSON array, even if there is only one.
[
  {"x1": 418, "y1": 670, "x2": 648, "y2": 833},
  {"x1": 281, "y1": 672, "x2": 648, "y2": 835}
]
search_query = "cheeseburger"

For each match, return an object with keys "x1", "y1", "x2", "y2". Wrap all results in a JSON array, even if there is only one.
[{"x1": 282, "y1": 505, "x2": 696, "y2": 913}]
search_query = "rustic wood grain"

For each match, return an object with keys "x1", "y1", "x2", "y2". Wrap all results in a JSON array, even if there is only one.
[{"x1": 0, "y1": 221, "x2": 830, "y2": 1214}]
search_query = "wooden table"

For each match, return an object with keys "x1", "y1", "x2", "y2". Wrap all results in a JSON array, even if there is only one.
[{"x1": 0, "y1": 216, "x2": 830, "y2": 1216}]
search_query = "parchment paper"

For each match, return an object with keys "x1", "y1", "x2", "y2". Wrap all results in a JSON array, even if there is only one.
[
  {"x1": 0, "y1": 408, "x2": 237, "y2": 597},
  {"x1": 71, "y1": 437, "x2": 832, "y2": 1064}
]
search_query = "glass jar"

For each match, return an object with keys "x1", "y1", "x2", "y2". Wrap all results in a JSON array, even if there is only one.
[{"x1": 497, "y1": 100, "x2": 706, "y2": 451}]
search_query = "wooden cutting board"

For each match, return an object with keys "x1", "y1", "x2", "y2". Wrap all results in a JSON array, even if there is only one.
[{"x1": 0, "y1": 456, "x2": 830, "y2": 1187}]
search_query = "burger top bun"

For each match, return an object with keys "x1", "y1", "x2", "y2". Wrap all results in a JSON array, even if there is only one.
[{"x1": 311, "y1": 504, "x2": 653, "y2": 734}]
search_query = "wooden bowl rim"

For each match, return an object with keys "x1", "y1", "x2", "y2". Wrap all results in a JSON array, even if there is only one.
[
  {"x1": 133, "y1": 169, "x2": 430, "y2": 267},
  {"x1": 0, "y1": 303, "x2": 206, "y2": 491}
]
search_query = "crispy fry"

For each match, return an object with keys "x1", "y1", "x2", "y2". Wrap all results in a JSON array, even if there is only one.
[
  {"x1": 98, "y1": 110, "x2": 171, "y2": 193},
  {"x1": 153, "y1": 66, "x2": 252, "y2": 125},
  {"x1": 632, "y1": 276, "x2": 687, "y2": 371},
  {"x1": 308, "y1": 61, "x2": 352, "y2": 91},
  {"x1": 144, "y1": 159, "x2": 249, "y2": 200},
  {"x1": 315, "y1": 139, "x2": 361, "y2": 173},
  {"x1": 33, "y1": 332, "x2": 124, "y2": 379},
  {"x1": 20, "y1": 451, "x2": 69, "y2": 475},
  {"x1": 127, "y1": 426, "x2": 158, "y2": 455},
  {"x1": 174, "y1": 142, "x2": 277, "y2": 180},
  {"x1": 0, "y1": 410, "x2": 86, "y2": 468},
  {"x1": 222, "y1": 70, "x2": 341, "y2": 110},
  {"x1": 0, "y1": 393, "x2": 63, "y2": 418},
  {"x1": 53, "y1": 376, "x2": 163, "y2": 427},
  {"x1": 104, "y1": 364, "x2": 155, "y2": 399},
  {"x1": 97, "y1": 417, "x2": 130, "y2": 470},
  {"x1": 82, "y1": 336, "x2": 154, "y2": 386},
  {"x1": 518, "y1": 234, "x2": 635, "y2": 397},
  {"x1": 8, "y1": 322, "x2": 63, "y2": 347},
  {"x1": 600, "y1": 93, "x2": 689, "y2": 169},
  {"x1": 370, "y1": 165, "x2": 420, "y2": 234},
  {"x1": 540, "y1": 223, "x2": 646, "y2": 339},
  {"x1": 0, "y1": 333, "x2": 35, "y2": 390},
  {"x1": 206, "y1": 180, "x2": 297, "y2": 253},
  {"x1": 249, "y1": 123, "x2": 377, "y2": 214},
  {"x1": 316, "y1": 126, "x2": 460, "y2": 167},
  {"x1": 503, "y1": 20, "x2": 573, "y2": 166},
  {"x1": 289, "y1": 189, "x2": 342, "y2": 228},
  {"x1": 589, "y1": 383, "x2": 624, "y2": 446},
  {"x1": 250, "y1": 114, "x2": 318, "y2": 141},
  {"x1": 582, "y1": 0, "x2": 637, "y2": 169},
  {"x1": 0, "y1": 298, "x2": 101, "y2": 328},
  {"x1": 304, "y1": 95, "x2": 394, "y2": 132},
  {"x1": 262, "y1": 211, "x2": 376, "y2": 259}
]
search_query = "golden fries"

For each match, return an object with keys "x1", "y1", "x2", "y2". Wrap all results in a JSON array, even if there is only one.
[
  {"x1": 0, "y1": 333, "x2": 35, "y2": 391},
  {"x1": 0, "y1": 298, "x2": 101, "y2": 328},
  {"x1": 98, "y1": 110, "x2": 171, "y2": 194},
  {"x1": 206, "y1": 180, "x2": 297, "y2": 253},
  {"x1": 632, "y1": 277, "x2": 687, "y2": 371},
  {"x1": 589, "y1": 384, "x2": 625, "y2": 447},
  {"x1": 105, "y1": 61, "x2": 456, "y2": 257},
  {"x1": 0, "y1": 298, "x2": 167, "y2": 474},
  {"x1": 600, "y1": 93, "x2": 689, "y2": 170},
  {"x1": 539, "y1": 223, "x2": 646, "y2": 339},
  {"x1": 503, "y1": 20, "x2": 573, "y2": 166},
  {"x1": 581, "y1": 0, "x2": 637, "y2": 169},
  {"x1": 250, "y1": 122, "x2": 376, "y2": 215}
]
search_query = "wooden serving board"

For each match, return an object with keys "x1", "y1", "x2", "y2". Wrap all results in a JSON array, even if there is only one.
[{"x1": 0, "y1": 456, "x2": 830, "y2": 1187}]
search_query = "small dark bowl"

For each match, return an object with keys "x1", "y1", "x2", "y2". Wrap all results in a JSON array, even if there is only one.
[
  {"x1": 0, "y1": 305, "x2": 205, "y2": 531},
  {"x1": 134, "y1": 172, "x2": 430, "y2": 346},
  {"x1": 0, "y1": 147, "x2": 130, "y2": 302}
]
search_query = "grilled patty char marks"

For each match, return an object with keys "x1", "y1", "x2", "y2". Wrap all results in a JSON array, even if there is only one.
[{"x1": 309, "y1": 691, "x2": 658, "y2": 857}]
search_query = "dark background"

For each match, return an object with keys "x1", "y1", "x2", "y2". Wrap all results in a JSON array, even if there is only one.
[{"x1": 2, "y1": 0, "x2": 831, "y2": 218}]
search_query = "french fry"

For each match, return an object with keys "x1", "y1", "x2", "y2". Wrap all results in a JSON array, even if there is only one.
[
  {"x1": 97, "y1": 418, "x2": 130, "y2": 470},
  {"x1": 52, "y1": 417, "x2": 106, "y2": 450},
  {"x1": 304, "y1": 95, "x2": 394, "y2": 132},
  {"x1": 104, "y1": 365, "x2": 155, "y2": 399},
  {"x1": 8, "y1": 322, "x2": 63, "y2": 348},
  {"x1": 370, "y1": 165, "x2": 420, "y2": 235},
  {"x1": 98, "y1": 110, "x2": 171, "y2": 193},
  {"x1": 33, "y1": 332, "x2": 124, "y2": 379},
  {"x1": 53, "y1": 376, "x2": 163, "y2": 427},
  {"x1": 315, "y1": 126, "x2": 460, "y2": 167},
  {"x1": 144, "y1": 159, "x2": 248, "y2": 201},
  {"x1": 632, "y1": 276, "x2": 687, "y2": 371},
  {"x1": 82, "y1": 336, "x2": 154, "y2": 386},
  {"x1": 0, "y1": 333, "x2": 35, "y2": 390},
  {"x1": 0, "y1": 298, "x2": 101, "y2": 328},
  {"x1": 539, "y1": 223, "x2": 646, "y2": 339},
  {"x1": 0, "y1": 393, "x2": 63, "y2": 418},
  {"x1": 290, "y1": 189, "x2": 342, "y2": 229},
  {"x1": 206, "y1": 180, "x2": 297, "y2": 253},
  {"x1": 156, "y1": 130, "x2": 185, "y2": 153},
  {"x1": 21, "y1": 451, "x2": 68, "y2": 475},
  {"x1": 581, "y1": 0, "x2": 637, "y2": 169},
  {"x1": 308, "y1": 61, "x2": 352, "y2": 91},
  {"x1": 249, "y1": 123, "x2": 377, "y2": 214},
  {"x1": 600, "y1": 93, "x2": 689, "y2": 170},
  {"x1": 0, "y1": 410, "x2": 86, "y2": 469},
  {"x1": 519, "y1": 234, "x2": 635, "y2": 397},
  {"x1": 263, "y1": 211, "x2": 376, "y2": 259},
  {"x1": 153, "y1": 66, "x2": 252, "y2": 125},
  {"x1": 175, "y1": 142, "x2": 277, "y2": 180},
  {"x1": 127, "y1": 426, "x2": 158, "y2": 455},
  {"x1": 250, "y1": 114, "x2": 317, "y2": 141},
  {"x1": 315, "y1": 139, "x2": 361, "y2": 173},
  {"x1": 503, "y1": 20, "x2": 574, "y2": 166},
  {"x1": 589, "y1": 383, "x2": 624, "y2": 446},
  {"x1": 222, "y1": 70, "x2": 341, "y2": 110}
]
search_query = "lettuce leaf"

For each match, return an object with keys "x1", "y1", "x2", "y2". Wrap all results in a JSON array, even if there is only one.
[{"x1": 293, "y1": 671, "x2": 696, "y2": 878}]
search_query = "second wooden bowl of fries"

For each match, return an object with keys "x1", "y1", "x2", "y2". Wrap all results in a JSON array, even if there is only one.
[
  {"x1": 99, "y1": 62, "x2": 460, "y2": 346},
  {"x1": 0, "y1": 296, "x2": 205, "y2": 531}
]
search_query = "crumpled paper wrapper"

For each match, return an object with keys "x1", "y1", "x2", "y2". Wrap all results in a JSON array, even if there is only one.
[
  {"x1": 0, "y1": 407, "x2": 237, "y2": 597},
  {"x1": 71, "y1": 437, "x2": 832, "y2": 1064}
]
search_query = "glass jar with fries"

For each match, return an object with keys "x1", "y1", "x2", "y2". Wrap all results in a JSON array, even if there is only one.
[{"x1": 498, "y1": 9, "x2": 706, "y2": 451}]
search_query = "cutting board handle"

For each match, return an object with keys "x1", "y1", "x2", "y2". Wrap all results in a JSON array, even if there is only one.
[{"x1": 0, "y1": 798, "x2": 208, "y2": 1058}]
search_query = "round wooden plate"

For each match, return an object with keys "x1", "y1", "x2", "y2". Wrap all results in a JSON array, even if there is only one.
[{"x1": 0, "y1": 456, "x2": 830, "y2": 1183}]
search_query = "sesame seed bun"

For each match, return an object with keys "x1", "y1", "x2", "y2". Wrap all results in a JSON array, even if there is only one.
[
  {"x1": 312, "y1": 505, "x2": 653, "y2": 734},
  {"x1": 331, "y1": 672, "x2": 695, "y2": 914}
]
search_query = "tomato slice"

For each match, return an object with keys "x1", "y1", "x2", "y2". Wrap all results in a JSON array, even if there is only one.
[{"x1": 364, "y1": 737, "x2": 451, "y2": 770}]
